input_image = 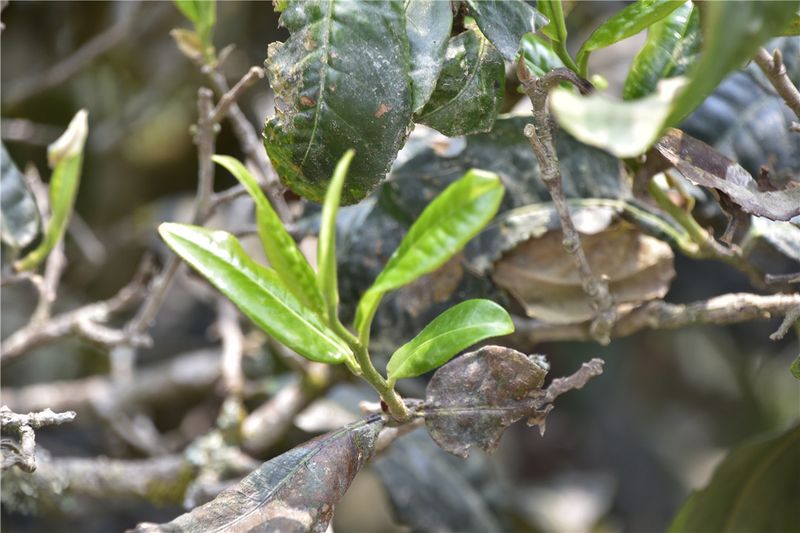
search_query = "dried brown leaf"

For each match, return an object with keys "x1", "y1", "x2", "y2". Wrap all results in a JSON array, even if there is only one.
[
  {"x1": 134, "y1": 417, "x2": 383, "y2": 533},
  {"x1": 492, "y1": 224, "x2": 675, "y2": 324},
  {"x1": 655, "y1": 129, "x2": 800, "y2": 221},
  {"x1": 422, "y1": 345, "x2": 604, "y2": 458}
]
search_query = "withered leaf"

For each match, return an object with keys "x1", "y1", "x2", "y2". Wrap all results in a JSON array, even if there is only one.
[
  {"x1": 423, "y1": 345, "x2": 604, "y2": 458},
  {"x1": 655, "y1": 129, "x2": 800, "y2": 221},
  {"x1": 134, "y1": 416, "x2": 383, "y2": 533},
  {"x1": 488, "y1": 210, "x2": 675, "y2": 324}
]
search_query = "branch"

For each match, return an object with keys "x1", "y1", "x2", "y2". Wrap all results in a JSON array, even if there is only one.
[
  {"x1": 1, "y1": 450, "x2": 193, "y2": 510},
  {"x1": 513, "y1": 292, "x2": 800, "y2": 345},
  {"x1": 516, "y1": 63, "x2": 615, "y2": 344},
  {"x1": 1, "y1": 406, "x2": 76, "y2": 473},
  {"x1": 0, "y1": 264, "x2": 153, "y2": 366},
  {"x1": 123, "y1": 87, "x2": 218, "y2": 338},
  {"x1": 754, "y1": 47, "x2": 800, "y2": 120},
  {"x1": 1, "y1": 349, "x2": 221, "y2": 416},
  {"x1": 203, "y1": 67, "x2": 291, "y2": 221}
]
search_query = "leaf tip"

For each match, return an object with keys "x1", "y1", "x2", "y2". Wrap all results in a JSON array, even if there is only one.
[{"x1": 48, "y1": 109, "x2": 89, "y2": 168}]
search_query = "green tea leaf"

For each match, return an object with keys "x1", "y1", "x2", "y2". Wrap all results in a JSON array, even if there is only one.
[
  {"x1": 159, "y1": 223, "x2": 353, "y2": 365},
  {"x1": 536, "y1": 0, "x2": 562, "y2": 42},
  {"x1": 550, "y1": 1, "x2": 799, "y2": 157},
  {"x1": 791, "y1": 355, "x2": 800, "y2": 380},
  {"x1": 405, "y1": 0, "x2": 453, "y2": 112},
  {"x1": 264, "y1": 0, "x2": 414, "y2": 204},
  {"x1": 519, "y1": 34, "x2": 564, "y2": 78},
  {"x1": 623, "y1": 2, "x2": 699, "y2": 100},
  {"x1": 317, "y1": 150, "x2": 355, "y2": 320},
  {"x1": 550, "y1": 77, "x2": 687, "y2": 158},
  {"x1": 387, "y1": 299, "x2": 514, "y2": 381},
  {"x1": 668, "y1": 424, "x2": 800, "y2": 533},
  {"x1": 465, "y1": 0, "x2": 548, "y2": 62},
  {"x1": 1, "y1": 143, "x2": 40, "y2": 252},
  {"x1": 174, "y1": 0, "x2": 215, "y2": 50},
  {"x1": 667, "y1": 0, "x2": 800, "y2": 124},
  {"x1": 14, "y1": 109, "x2": 88, "y2": 272},
  {"x1": 212, "y1": 155, "x2": 324, "y2": 315},
  {"x1": 577, "y1": 0, "x2": 686, "y2": 75},
  {"x1": 415, "y1": 25, "x2": 505, "y2": 137},
  {"x1": 355, "y1": 170, "x2": 504, "y2": 343}
]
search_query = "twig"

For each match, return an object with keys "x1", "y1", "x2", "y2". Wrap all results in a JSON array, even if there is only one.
[
  {"x1": 1, "y1": 406, "x2": 76, "y2": 473},
  {"x1": 766, "y1": 272, "x2": 800, "y2": 285},
  {"x1": 217, "y1": 299, "x2": 244, "y2": 398},
  {"x1": 203, "y1": 67, "x2": 291, "y2": 220},
  {"x1": 513, "y1": 292, "x2": 800, "y2": 345},
  {"x1": 241, "y1": 363, "x2": 332, "y2": 454},
  {"x1": 1, "y1": 263, "x2": 153, "y2": 366},
  {"x1": 517, "y1": 62, "x2": 615, "y2": 344},
  {"x1": 210, "y1": 66, "x2": 265, "y2": 126},
  {"x1": 124, "y1": 88, "x2": 218, "y2": 338},
  {"x1": 770, "y1": 305, "x2": 800, "y2": 341},
  {"x1": 540, "y1": 359, "x2": 605, "y2": 404},
  {"x1": 1, "y1": 450, "x2": 193, "y2": 510},
  {"x1": 754, "y1": 47, "x2": 800, "y2": 120}
]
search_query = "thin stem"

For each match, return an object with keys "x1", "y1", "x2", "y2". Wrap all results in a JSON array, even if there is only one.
[
  {"x1": 330, "y1": 319, "x2": 409, "y2": 422},
  {"x1": 547, "y1": 0, "x2": 580, "y2": 74},
  {"x1": 647, "y1": 178, "x2": 766, "y2": 288},
  {"x1": 754, "y1": 47, "x2": 800, "y2": 120},
  {"x1": 517, "y1": 64, "x2": 615, "y2": 344}
]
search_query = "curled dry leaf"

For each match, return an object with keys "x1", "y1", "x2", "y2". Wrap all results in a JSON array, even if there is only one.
[
  {"x1": 477, "y1": 204, "x2": 675, "y2": 325},
  {"x1": 422, "y1": 345, "x2": 604, "y2": 458},
  {"x1": 134, "y1": 417, "x2": 383, "y2": 533},
  {"x1": 655, "y1": 129, "x2": 800, "y2": 221}
]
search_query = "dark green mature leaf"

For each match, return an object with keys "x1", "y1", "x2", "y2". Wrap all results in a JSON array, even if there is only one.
[
  {"x1": 655, "y1": 129, "x2": 800, "y2": 221},
  {"x1": 623, "y1": 2, "x2": 699, "y2": 100},
  {"x1": 1, "y1": 144, "x2": 40, "y2": 251},
  {"x1": 415, "y1": 26, "x2": 505, "y2": 137},
  {"x1": 317, "y1": 150, "x2": 354, "y2": 319},
  {"x1": 423, "y1": 345, "x2": 604, "y2": 457},
  {"x1": 355, "y1": 170, "x2": 504, "y2": 342},
  {"x1": 213, "y1": 155, "x2": 325, "y2": 315},
  {"x1": 519, "y1": 34, "x2": 564, "y2": 78},
  {"x1": 667, "y1": 0, "x2": 800, "y2": 124},
  {"x1": 135, "y1": 417, "x2": 384, "y2": 533},
  {"x1": 465, "y1": 0, "x2": 548, "y2": 62},
  {"x1": 668, "y1": 424, "x2": 800, "y2": 533},
  {"x1": 14, "y1": 109, "x2": 87, "y2": 272},
  {"x1": 405, "y1": 0, "x2": 452, "y2": 112},
  {"x1": 158, "y1": 223, "x2": 353, "y2": 365},
  {"x1": 264, "y1": 0, "x2": 414, "y2": 204},
  {"x1": 387, "y1": 299, "x2": 514, "y2": 382},
  {"x1": 577, "y1": 0, "x2": 686, "y2": 74}
]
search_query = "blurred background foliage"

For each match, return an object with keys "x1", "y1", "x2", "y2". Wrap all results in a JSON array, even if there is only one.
[{"x1": 1, "y1": 2, "x2": 798, "y2": 532}]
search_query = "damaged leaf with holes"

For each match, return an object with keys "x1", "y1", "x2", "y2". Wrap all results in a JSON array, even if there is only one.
[
  {"x1": 422, "y1": 345, "x2": 604, "y2": 458},
  {"x1": 264, "y1": 0, "x2": 415, "y2": 204}
]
